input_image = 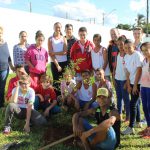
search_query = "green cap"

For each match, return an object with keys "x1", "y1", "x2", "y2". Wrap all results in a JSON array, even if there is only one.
[{"x1": 96, "y1": 88, "x2": 109, "y2": 97}]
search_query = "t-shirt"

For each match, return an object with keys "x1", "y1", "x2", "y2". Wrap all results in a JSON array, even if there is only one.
[
  {"x1": 50, "y1": 36, "x2": 67, "y2": 62},
  {"x1": 12, "y1": 87, "x2": 35, "y2": 108},
  {"x1": 6, "y1": 76, "x2": 37, "y2": 100},
  {"x1": 36, "y1": 85, "x2": 56, "y2": 104},
  {"x1": 91, "y1": 46, "x2": 110, "y2": 76},
  {"x1": 25, "y1": 44, "x2": 48, "y2": 74},
  {"x1": 70, "y1": 40, "x2": 94, "y2": 73},
  {"x1": 0, "y1": 42, "x2": 11, "y2": 71},
  {"x1": 124, "y1": 51, "x2": 144, "y2": 84},
  {"x1": 141, "y1": 60, "x2": 150, "y2": 88},
  {"x1": 13, "y1": 43, "x2": 29, "y2": 66},
  {"x1": 115, "y1": 53, "x2": 126, "y2": 81},
  {"x1": 61, "y1": 79, "x2": 76, "y2": 96}
]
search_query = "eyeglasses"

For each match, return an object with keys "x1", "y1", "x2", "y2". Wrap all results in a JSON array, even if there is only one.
[{"x1": 19, "y1": 81, "x2": 29, "y2": 85}]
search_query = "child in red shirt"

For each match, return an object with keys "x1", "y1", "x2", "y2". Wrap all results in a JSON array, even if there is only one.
[{"x1": 36, "y1": 74, "x2": 61, "y2": 117}]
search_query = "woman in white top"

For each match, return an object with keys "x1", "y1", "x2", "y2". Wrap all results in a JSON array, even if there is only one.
[
  {"x1": 48, "y1": 22, "x2": 68, "y2": 95},
  {"x1": 91, "y1": 34, "x2": 110, "y2": 81},
  {"x1": 114, "y1": 36, "x2": 130, "y2": 121},
  {"x1": 140, "y1": 42, "x2": 150, "y2": 138},
  {"x1": 13, "y1": 31, "x2": 29, "y2": 73}
]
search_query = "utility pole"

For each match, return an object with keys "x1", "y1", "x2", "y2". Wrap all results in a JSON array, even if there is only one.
[
  {"x1": 29, "y1": 1, "x2": 32, "y2": 13},
  {"x1": 146, "y1": 0, "x2": 149, "y2": 37}
]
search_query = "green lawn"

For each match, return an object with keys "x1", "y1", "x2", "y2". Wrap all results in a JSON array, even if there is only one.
[{"x1": 0, "y1": 69, "x2": 149, "y2": 150}]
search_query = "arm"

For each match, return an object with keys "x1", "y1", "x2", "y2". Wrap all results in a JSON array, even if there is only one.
[
  {"x1": 25, "y1": 50, "x2": 34, "y2": 68},
  {"x1": 102, "y1": 48, "x2": 108, "y2": 71},
  {"x1": 125, "y1": 69, "x2": 132, "y2": 93},
  {"x1": 10, "y1": 83, "x2": 19, "y2": 103},
  {"x1": 8, "y1": 57, "x2": 15, "y2": 72},
  {"x1": 26, "y1": 60, "x2": 34, "y2": 68}
]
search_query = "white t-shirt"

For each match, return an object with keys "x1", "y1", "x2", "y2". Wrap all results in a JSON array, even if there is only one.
[
  {"x1": 115, "y1": 53, "x2": 126, "y2": 81},
  {"x1": 50, "y1": 36, "x2": 67, "y2": 62},
  {"x1": 124, "y1": 51, "x2": 144, "y2": 84},
  {"x1": 141, "y1": 60, "x2": 150, "y2": 88},
  {"x1": 12, "y1": 87, "x2": 35, "y2": 108},
  {"x1": 91, "y1": 47, "x2": 110, "y2": 76}
]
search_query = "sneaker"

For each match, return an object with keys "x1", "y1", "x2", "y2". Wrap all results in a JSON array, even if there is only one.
[
  {"x1": 121, "y1": 127, "x2": 135, "y2": 135},
  {"x1": 3, "y1": 126, "x2": 11, "y2": 134},
  {"x1": 135, "y1": 122, "x2": 143, "y2": 128}
]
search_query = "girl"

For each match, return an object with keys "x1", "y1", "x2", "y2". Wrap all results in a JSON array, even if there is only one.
[
  {"x1": 48, "y1": 22, "x2": 68, "y2": 95},
  {"x1": 114, "y1": 36, "x2": 130, "y2": 121},
  {"x1": 25, "y1": 31, "x2": 48, "y2": 89},
  {"x1": 92, "y1": 34, "x2": 110, "y2": 80},
  {"x1": 121, "y1": 39, "x2": 144, "y2": 135},
  {"x1": 139, "y1": 42, "x2": 150, "y2": 138},
  {"x1": 13, "y1": 31, "x2": 29, "y2": 73}
]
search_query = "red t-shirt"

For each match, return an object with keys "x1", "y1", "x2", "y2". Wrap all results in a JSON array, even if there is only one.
[
  {"x1": 36, "y1": 85, "x2": 56, "y2": 104},
  {"x1": 6, "y1": 76, "x2": 37, "y2": 101},
  {"x1": 70, "y1": 40, "x2": 94, "y2": 73}
]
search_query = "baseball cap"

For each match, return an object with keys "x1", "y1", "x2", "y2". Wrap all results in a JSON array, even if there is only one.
[{"x1": 96, "y1": 88, "x2": 109, "y2": 98}]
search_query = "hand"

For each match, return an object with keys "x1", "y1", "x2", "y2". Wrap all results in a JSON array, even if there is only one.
[
  {"x1": 132, "y1": 85, "x2": 139, "y2": 95},
  {"x1": 57, "y1": 65, "x2": 62, "y2": 72},
  {"x1": 44, "y1": 108, "x2": 50, "y2": 117},
  {"x1": 127, "y1": 85, "x2": 132, "y2": 94},
  {"x1": 38, "y1": 94, "x2": 44, "y2": 102},
  {"x1": 73, "y1": 126, "x2": 82, "y2": 137},
  {"x1": 11, "y1": 66, "x2": 16, "y2": 72},
  {"x1": 123, "y1": 82, "x2": 127, "y2": 90},
  {"x1": 24, "y1": 123, "x2": 30, "y2": 133},
  {"x1": 49, "y1": 51, "x2": 55, "y2": 56}
]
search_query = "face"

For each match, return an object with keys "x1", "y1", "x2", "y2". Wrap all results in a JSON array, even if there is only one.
[
  {"x1": 54, "y1": 23, "x2": 62, "y2": 34},
  {"x1": 117, "y1": 40, "x2": 124, "y2": 53},
  {"x1": 95, "y1": 70, "x2": 104, "y2": 81},
  {"x1": 65, "y1": 26, "x2": 73, "y2": 37},
  {"x1": 19, "y1": 81, "x2": 30, "y2": 91},
  {"x1": 124, "y1": 43, "x2": 135, "y2": 55},
  {"x1": 41, "y1": 81, "x2": 51, "y2": 89},
  {"x1": 97, "y1": 95, "x2": 108, "y2": 107},
  {"x1": 36, "y1": 36, "x2": 44, "y2": 47},
  {"x1": 93, "y1": 37, "x2": 101, "y2": 47},
  {"x1": 141, "y1": 44, "x2": 150, "y2": 58},
  {"x1": 110, "y1": 29, "x2": 118, "y2": 41},
  {"x1": 16, "y1": 68, "x2": 26, "y2": 78},
  {"x1": 19, "y1": 32, "x2": 27, "y2": 43},
  {"x1": 64, "y1": 74, "x2": 72, "y2": 83},
  {"x1": 81, "y1": 72, "x2": 90, "y2": 84},
  {"x1": 78, "y1": 31, "x2": 87, "y2": 42},
  {"x1": 133, "y1": 30, "x2": 143, "y2": 41}
]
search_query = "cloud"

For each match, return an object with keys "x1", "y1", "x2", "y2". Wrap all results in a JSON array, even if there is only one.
[
  {"x1": 0, "y1": 0, "x2": 13, "y2": 4},
  {"x1": 129, "y1": 0, "x2": 146, "y2": 11},
  {"x1": 52, "y1": 0, "x2": 118, "y2": 26}
]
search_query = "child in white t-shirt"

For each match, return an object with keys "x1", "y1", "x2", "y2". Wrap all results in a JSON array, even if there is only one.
[
  {"x1": 121, "y1": 39, "x2": 144, "y2": 135},
  {"x1": 3, "y1": 75, "x2": 47, "y2": 134},
  {"x1": 92, "y1": 34, "x2": 110, "y2": 80}
]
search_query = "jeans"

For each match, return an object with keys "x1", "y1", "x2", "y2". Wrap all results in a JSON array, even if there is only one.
[
  {"x1": 129, "y1": 84, "x2": 140, "y2": 128},
  {"x1": 141, "y1": 87, "x2": 150, "y2": 127},
  {"x1": 115, "y1": 79, "x2": 130, "y2": 119},
  {"x1": 0, "y1": 68, "x2": 9, "y2": 107},
  {"x1": 4, "y1": 103, "x2": 47, "y2": 127},
  {"x1": 136, "y1": 98, "x2": 141, "y2": 122}
]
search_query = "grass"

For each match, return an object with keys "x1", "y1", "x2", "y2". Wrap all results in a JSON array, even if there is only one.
[{"x1": 0, "y1": 67, "x2": 149, "y2": 150}]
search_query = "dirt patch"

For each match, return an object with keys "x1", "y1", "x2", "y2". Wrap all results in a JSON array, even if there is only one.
[{"x1": 43, "y1": 124, "x2": 74, "y2": 146}]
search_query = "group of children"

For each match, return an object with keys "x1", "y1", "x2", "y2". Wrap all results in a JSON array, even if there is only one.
[{"x1": 0, "y1": 23, "x2": 150, "y2": 150}]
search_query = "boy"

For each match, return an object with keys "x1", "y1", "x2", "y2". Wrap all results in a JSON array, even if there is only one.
[
  {"x1": 70, "y1": 27, "x2": 94, "y2": 81},
  {"x1": 36, "y1": 74, "x2": 61, "y2": 117},
  {"x1": 64, "y1": 24, "x2": 77, "y2": 63},
  {"x1": 72, "y1": 88, "x2": 120, "y2": 150},
  {"x1": 72, "y1": 70, "x2": 97, "y2": 111},
  {"x1": 3, "y1": 75, "x2": 47, "y2": 134}
]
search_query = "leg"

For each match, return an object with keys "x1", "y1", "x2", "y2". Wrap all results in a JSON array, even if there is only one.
[
  {"x1": 115, "y1": 80, "x2": 123, "y2": 115},
  {"x1": 0, "y1": 68, "x2": 9, "y2": 107},
  {"x1": 30, "y1": 109, "x2": 47, "y2": 126},
  {"x1": 129, "y1": 85, "x2": 140, "y2": 128},
  {"x1": 136, "y1": 98, "x2": 141, "y2": 123},
  {"x1": 121, "y1": 81, "x2": 130, "y2": 120},
  {"x1": 34, "y1": 96, "x2": 40, "y2": 110}
]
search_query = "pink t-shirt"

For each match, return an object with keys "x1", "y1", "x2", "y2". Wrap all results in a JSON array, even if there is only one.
[
  {"x1": 141, "y1": 60, "x2": 150, "y2": 88},
  {"x1": 25, "y1": 44, "x2": 48, "y2": 74}
]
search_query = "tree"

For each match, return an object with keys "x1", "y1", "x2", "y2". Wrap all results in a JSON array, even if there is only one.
[{"x1": 116, "y1": 24, "x2": 132, "y2": 31}]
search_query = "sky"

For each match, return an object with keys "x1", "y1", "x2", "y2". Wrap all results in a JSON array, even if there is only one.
[{"x1": 0, "y1": 0, "x2": 149, "y2": 27}]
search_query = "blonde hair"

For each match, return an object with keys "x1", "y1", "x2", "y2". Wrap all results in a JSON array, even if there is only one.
[
  {"x1": 0, "y1": 26, "x2": 3, "y2": 33},
  {"x1": 40, "y1": 74, "x2": 52, "y2": 84}
]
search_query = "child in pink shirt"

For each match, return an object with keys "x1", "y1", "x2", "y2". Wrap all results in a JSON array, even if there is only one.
[{"x1": 25, "y1": 31, "x2": 48, "y2": 88}]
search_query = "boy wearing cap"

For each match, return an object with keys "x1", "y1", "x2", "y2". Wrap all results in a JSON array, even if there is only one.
[
  {"x1": 72, "y1": 88, "x2": 120, "y2": 150},
  {"x1": 3, "y1": 75, "x2": 47, "y2": 134}
]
